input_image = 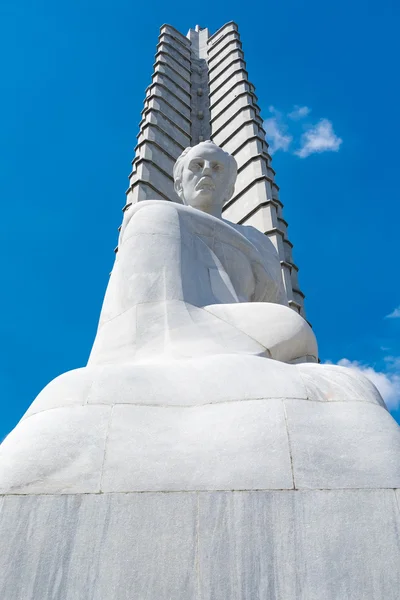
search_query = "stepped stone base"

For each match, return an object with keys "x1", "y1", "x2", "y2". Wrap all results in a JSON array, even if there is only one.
[{"x1": 1, "y1": 355, "x2": 400, "y2": 599}]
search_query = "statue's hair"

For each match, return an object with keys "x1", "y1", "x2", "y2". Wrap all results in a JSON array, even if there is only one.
[{"x1": 173, "y1": 140, "x2": 237, "y2": 203}]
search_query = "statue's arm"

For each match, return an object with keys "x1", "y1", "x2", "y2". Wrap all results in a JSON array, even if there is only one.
[{"x1": 244, "y1": 226, "x2": 288, "y2": 305}]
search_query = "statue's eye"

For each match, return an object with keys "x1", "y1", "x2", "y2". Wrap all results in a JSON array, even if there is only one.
[
  {"x1": 212, "y1": 163, "x2": 223, "y2": 172},
  {"x1": 189, "y1": 160, "x2": 203, "y2": 171}
]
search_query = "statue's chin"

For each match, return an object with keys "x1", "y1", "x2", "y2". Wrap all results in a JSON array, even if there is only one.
[{"x1": 184, "y1": 193, "x2": 221, "y2": 215}]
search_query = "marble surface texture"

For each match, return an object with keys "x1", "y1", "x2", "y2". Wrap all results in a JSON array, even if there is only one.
[{"x1": 1, "y1": 491, "x2": 400, "y2": 600}]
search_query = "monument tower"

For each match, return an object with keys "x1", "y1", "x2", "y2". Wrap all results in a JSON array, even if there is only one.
[
  {"x1": 1, "y1": 22, "x2": 400, "y2": 600},
  {"x1": 127, "y1": 22, "x2": 305, "y2": 316}
]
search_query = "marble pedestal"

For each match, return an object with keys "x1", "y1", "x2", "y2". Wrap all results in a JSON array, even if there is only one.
[
  {"x1": 1, "y1": 356, "x2": 400, "y2": 599},
  {"x1": 1, "y1": 489, "x2": 400, "y2": 600}
]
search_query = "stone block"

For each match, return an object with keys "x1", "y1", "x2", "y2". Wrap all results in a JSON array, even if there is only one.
[
  {"x1": 127, "y1": 181, "x2": 168, "y2": 204},
  {"x1": 208, "y1": 21, "x2": 238, "y2": 46},
  {"x1": 0, "y1": 406, "x2": 111, "y2": 494},
  {"x1": 152, "y1": 73, "x2": 191, "y2": 105},
  {"x1": 209, "y1": 71, "x2": 248, "y2": 107},
  {"x1": 277, "y1": 216, "x2": 288, "y2": 238},
  {"x1": 101, "y1": 399, "x2": 293, "y2": 492},
  {"x1": 154, "y1": 60, "x2": 191, "y2": 91},
  {"x1": 209, "y1": 60, "x2": 247, "y2": 94},
  {"x1": 24, "y1": 355, "x2": 308, "y2": 417},
  {"x1": 290, "y1": 263, "x2": 300, "y2": 289},
  {"x1": 209, "y1": 48, "x2": 244, "y2": 81},
  {"x1": 143, "y1": 96, "x2": 190, "y2": 136},
  {"x1": 272, "y1": 181, "x2": 280, "y2": 200},
  {"x1": 285, "y1": 399, "x2": 400, "y2": 489},
  {"x1": 233, "y1": 157, "x2": 270, "y2": 198},
  {"x1": 160, "y1": 24, "x2": 191, "y2": 48},
  {"x1": 213, "y1": 107, "x2": 256, "y2": 147},
  {"x1": 23, "y1": 367, "x2": 93, "y2": 418},
  {"x1": 157, "y1": 42, "x2": 191, "y2": 71},
  {"x1": 281, "y1": 262, "x2": 294, "y2": 301},
  {"x1": 231, "y1": 135, "x2": 265, "y2": 168},
  {"x1": 142, "y1": 110, "x2": 190, "y2": 148},
  {"x1": 129, "y1": 160, "x2": 176, "y2": 202},
  {"x1": 230, "y1": 203, "x2": 278, "y2": 233},
  {"x1": 284, "y1": 238, "x2": 293, "y2": 262},
  {"x1": 155, "y1": 52, "x2": 191, "y2": 81},
  {"x1": 208, "y1": 39, "x2": 242, "y2": 66},
  {"x1": 219, "y1": 122, "x2": 261, "y2": 154},
  {"x1": 210, "y1": 81, "x2": 250, "y2": 116},
  {"x1": 223, "y1": 179, "x2": 274, "y2": 223},
  {"x1": 0, "y1": 492, "x2": 198, "y2": 600},
  {"x1": 293, "y1": 290, "x2": 305, "y2": 310},
  {"x1": 145, "y1": 84, "x2": 191, "y2": 121},
  {"x1": 88, "y1": 357, "x2": 307, "y2": 406},
  {"x1": 265, "y1": 229, "x2": 286, "y2": 260},
  {"x1": 211, "y1": 93, "x2": 255, "y2": 134},
  {"x1": 208, "y1": 30, "x2": 239, "y2": 59},
  {"x1": 198, "y1": 489, "x2": 400, "y2": 600},
  {"x1": 298, "y1": 362, "x2": 386, "y2": 407},
  {"x1": 137, "y1": 122, "x2": 184, "y2": 159},
  {"x1": 134, "y1": 140, "x2": 175, "y2": 176},
  {"x1": 159, "y1": 33, "x2": 191, "y2": 58}
]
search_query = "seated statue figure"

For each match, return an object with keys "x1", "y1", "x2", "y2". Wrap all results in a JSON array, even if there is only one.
[
  {"x1": 89, "y1": 139, "x2": 318, "y2": 366},
  {"x1": 0, "y1": 141, "x2": 399, "y2": 496}
]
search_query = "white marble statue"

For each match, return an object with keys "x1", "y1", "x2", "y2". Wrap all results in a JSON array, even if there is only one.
[
  {"x1": 0, "y1": 141, "x2": 399, "y2": 498},
  {"x1": 88, "y1": 140, "x2": 317, "y2": 366}
]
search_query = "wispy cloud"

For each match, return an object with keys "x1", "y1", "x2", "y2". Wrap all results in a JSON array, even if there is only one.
[
  {"x1": 385, "y1": 305, "x2": 400, "y2": 319},
  {"x1": 334, "y1": 358, "x2": 400, "y2": 410},
  {"x1": 264, "y1": 106, "x2": 342, "y2": 159},
  {"x1": 295, "y1": 119, "x2": 342, "y2": 158},
  {"x1": 264, "y1": 107, "x2": 292, "y2": 154},
  {"x1": 385, "y1": 355, "x2": 400, "y2": 370},
  {"x1": 288, "y1": 105, "x2": 310, "y2": 120}
]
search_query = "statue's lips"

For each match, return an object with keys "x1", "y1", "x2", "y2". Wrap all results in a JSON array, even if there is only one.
[{"x1": 196, "y1": 178, "x2": 215, "y2": 191}]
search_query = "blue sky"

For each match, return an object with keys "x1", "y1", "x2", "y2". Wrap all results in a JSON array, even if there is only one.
[{"x1": 1, "y1": 0, "x2": 399, "y2": 439}]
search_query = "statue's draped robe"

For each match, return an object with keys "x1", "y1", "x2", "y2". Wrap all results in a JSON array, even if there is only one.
[{"x1": 89, "y1": 200, "x2": 289, "y2": 365}]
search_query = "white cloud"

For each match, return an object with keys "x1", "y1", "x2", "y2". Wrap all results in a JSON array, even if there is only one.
[
  {"x1": 295, "y1": 119, "x2": 342, "y2": 158},
  {"x1": 288, "y1": 105, "x2": 310, "y2": 120},
  {"x1": 335, "y1": 358, "x2": 400, "y2": 410},
  {"x1": 385, "y1": 306, "x2": 400, "y2": 319},
  {"x1": 264, "y1": 109, "x2": 292, "y2": 154}
]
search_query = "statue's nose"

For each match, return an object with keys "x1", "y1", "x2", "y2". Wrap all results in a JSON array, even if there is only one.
[{"x1": 202, "y1": 162, "x2": 212, "y2": 175}]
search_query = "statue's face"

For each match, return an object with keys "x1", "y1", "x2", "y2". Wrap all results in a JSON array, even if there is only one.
[{"x1": 177, "y1": 145, "x2": 231, "y2": 214}]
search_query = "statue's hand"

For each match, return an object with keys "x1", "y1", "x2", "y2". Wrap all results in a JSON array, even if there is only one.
[{"x1": 204, "y1": 302, "x2": 318, "y2": 364}]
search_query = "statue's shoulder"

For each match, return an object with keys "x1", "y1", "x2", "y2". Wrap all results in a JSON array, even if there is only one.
[
  {"x1": 119, "y1": 201, "x2": 225, "y2": 246},
  {"x1": 119, "y1": 200, "x2": 187, "y2": 243},
  {"x1": 123, "y1": 199, "x2": 180, "y2": 218}
]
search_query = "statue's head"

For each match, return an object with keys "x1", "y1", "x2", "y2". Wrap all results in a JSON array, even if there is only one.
[{"x1": 173, "y1": 141, "x2": 237, "y2": 218}]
